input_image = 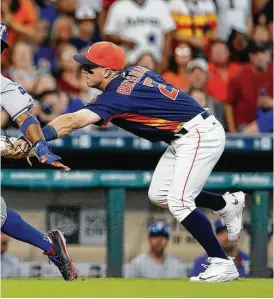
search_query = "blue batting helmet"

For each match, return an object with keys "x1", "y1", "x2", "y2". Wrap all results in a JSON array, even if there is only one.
[
  {"x1": 148, "y1": 221, "x2": 170, "y2": 238},
  {"x1": 0, "y1": 22, "x2": 9, "y2": 50}
]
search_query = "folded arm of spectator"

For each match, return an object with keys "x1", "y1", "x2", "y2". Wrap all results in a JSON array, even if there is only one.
[
  {"x1": 160, "y1": 31, "x2": 173, "y2": 73},
  {"x1": 1, "y1": 1, "x2": 37, "y2": 41}
]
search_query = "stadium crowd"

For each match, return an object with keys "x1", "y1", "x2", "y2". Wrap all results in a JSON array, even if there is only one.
[{"x1": 0, "y1": 0, "x2": 273, "y2": 134}]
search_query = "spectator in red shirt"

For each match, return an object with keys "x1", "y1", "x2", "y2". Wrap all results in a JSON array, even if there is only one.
[
  {"x1": 56, "y1": 44, "x2": 81, "y2": 97},
  {"x1": 225, "y1": 41, "x2": 273, "y2": 132},
  {"x1": 207, "y1": 40, "x2": 240, "y2": 102}
]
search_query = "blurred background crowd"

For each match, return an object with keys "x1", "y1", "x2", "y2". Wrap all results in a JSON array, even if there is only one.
[{"x1": 1, "y1": 0, "x2": 273, "y2": 133}]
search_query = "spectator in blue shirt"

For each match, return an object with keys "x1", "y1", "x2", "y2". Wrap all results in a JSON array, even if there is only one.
[
  {"x1": 33, "y1": 19, "x2": 56, "y2": 74},
  {"x1": 189, "y1": 219, "x2": 250, "y2": 278}
]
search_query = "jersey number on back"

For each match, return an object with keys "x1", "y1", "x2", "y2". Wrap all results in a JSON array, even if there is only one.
[{"x1": 143, "y1": 77, "x2": 179, "y2": 101}]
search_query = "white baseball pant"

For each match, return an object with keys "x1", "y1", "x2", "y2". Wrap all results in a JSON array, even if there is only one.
[{"x1": 148, "y1": 110, "x2": 226, "y2": 222}]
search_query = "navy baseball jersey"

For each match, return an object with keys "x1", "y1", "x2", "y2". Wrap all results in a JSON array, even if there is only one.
[{"x1": 85, "y1": 66, "x2": 204, "y2": 143}]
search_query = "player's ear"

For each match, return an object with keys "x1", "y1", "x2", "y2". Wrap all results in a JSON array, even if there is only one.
[{"x1": 103, "y1": 68, "x2": 112, "y2": 78}]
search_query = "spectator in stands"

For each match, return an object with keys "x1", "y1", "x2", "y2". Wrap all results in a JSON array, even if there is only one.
[
  {"x1": 103, "y1": 0, "x2": 175, "y2": 72},
  {"x1": 187, "y1": 58, "x2": 224, "y2": 125},
  {"x1": 98, "y1": 0, "x2": 117, "y2": 40},
  {"x1": 50, "y1": 15, "x2": 74, "y2": 54},
  {"x1": 251, "y1": 24, "x2": 272, "y2": 44},
  {"x1": 207, "y1": 40, "x2": 240, "y2": 103},
  {"x1": 253, "y1": 0, "x2": 273, "y2": 38},
  {"x1": 162, "y1": 42, "x2": 193, "y2": 91},
  {"x1": 33, "y1": 19, "x2": 56, "y2": 74},
  {"x1": 31, "y1": 73, "x2": 83, "y2": 126},
  {"x1": 214, "y1": 0, "x2": 252, "y2": 41},
  {"x1": 225, "y1": 41, "x2": 273, "y2": 132},
  {"x1": 188, "y1": 88, "x2": 224, "y2": 125},
  {"x1": 242, "y1": 92, "x2": 273, "y2": 134},
  {"x1": 56, "y1": 44, "x2": 81, "y2": 97},
  {"x1": 78, "y1": 0, "x2": 101, "y2": 14},
  {"x1": 189, "y1": 219, "x2": 250, "y2": 278},
  {"x1": 47, "y1": 0, "x2": 77, "y2": 15},
  {"x1": 135, "y1": 53, "x2": 158, "y2": 72},
  {"x1": 7, "y1": 40, "x2": 37, "y2": 94},
  {"x1": 1, "y1": 0, "x2": 38, "y2": 47},
  {"x1": 70, "y1": 5, "x2": 96, "y2": 52},
  {"x1": 168, "y1": 0, "x2": 218, "y2": 54},
  {"x1": 35, "y1": 89, "x2": 84, "y2": 126},
  {"x1": 38, "y1": 0, "x2": 59, "y2": 26},
  {"x1": 33, "y1": 73, "x2": 57, "y2": 96},
  {"x1": 227, "y1": 29, "x2": 250, "y2": 64},
  {"x1": 1, "y1": 233, "x2": 21, "y2": 278},
  {"x1": 125, "y1": 221, "x2": 186, "y2": 278}
]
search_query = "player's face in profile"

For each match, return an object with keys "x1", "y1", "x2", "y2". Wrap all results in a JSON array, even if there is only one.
[
  {"x1": 82, "y1": 66, "x2": 105, "y2": 88},
  {"x1": 149, "y1": 236, "x2": 168, "y2": 256}
]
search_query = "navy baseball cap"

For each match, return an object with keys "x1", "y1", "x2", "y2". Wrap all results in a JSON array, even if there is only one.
[
  {"x1": 148, "y1": 221, "x2": 170, "y2": 238},
  {"x1": 214, "y1": 219, "x2": 226, "y2": 234}
]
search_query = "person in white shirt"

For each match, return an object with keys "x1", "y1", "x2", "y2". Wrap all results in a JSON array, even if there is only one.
[
  {"x1": 125, "y1": 221, "x2": 186, "y2": 278},
  {"x1": 103, "y1": 0, "x2": 175, "y2": 72},
  {"x1": 214, "y1": 0, "x2": 252, "y2": 41}
]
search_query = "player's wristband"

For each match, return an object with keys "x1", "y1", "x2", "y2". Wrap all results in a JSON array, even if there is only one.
[
  {"x1": 42, "y1": 125, "x2": 58, "y2": 141},
  {"x1": 20, "y1": 116, "x2": 40, "y2": 136},
  {"x1": 33, "y1": 140, "x2": 61, "y2": 164}
]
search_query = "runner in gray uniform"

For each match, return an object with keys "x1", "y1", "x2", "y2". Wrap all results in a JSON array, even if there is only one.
[{"x1": 0, "y1": 22, "x2": 77, "y2": 280}]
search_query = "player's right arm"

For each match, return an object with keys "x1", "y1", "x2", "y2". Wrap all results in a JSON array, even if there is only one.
[
  {"x1": 1, "y1": 76, "x2": 69, "y2": 170},
  {"x1": 42, "y1": 109, "x2": 101, "y2": 140}
]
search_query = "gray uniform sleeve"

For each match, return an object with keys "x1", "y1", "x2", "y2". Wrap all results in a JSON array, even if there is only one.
[
  {"x1": 1, "y1": 86, "x2": 34, "y2": 121},
  {"x1": 124, "y1": 259, "x2": 141, "y2": 278},
  {"x1": 1, "y1": 196, "x2": 7, "y2": 227}
]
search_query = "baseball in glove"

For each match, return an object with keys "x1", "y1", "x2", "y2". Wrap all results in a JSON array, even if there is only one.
[{"x1": 0, "y1": 135, "x2": 35, "y2": 165}]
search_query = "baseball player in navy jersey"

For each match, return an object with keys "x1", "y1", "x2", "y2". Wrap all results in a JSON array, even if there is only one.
[
  {"x1": 16, "y1": 41, "x2": 246, "y2": 282},
  {"x1": 0, "y1": 22, "x2": 76, "y2": 280}
]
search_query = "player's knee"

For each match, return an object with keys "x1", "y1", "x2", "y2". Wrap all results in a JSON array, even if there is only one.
[
  {"x1": 148, "y1": 189, "x2": 168, "y2": 208},
  {"x1": 167, "y1": 196, "x2": 196, "y2": 222}
]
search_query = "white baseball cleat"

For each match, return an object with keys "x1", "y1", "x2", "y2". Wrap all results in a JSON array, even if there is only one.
[
  {"x1": 215, "y1": 191, "x2": 246, "y2": 241},
  {"x1": 190, "y1": 257, "x2": 239, "y2": 282}
]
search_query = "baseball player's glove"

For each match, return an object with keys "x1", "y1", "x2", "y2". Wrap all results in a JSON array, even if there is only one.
[{"x1": 0, "y1": 135, "x2": 35, "y2": 165}]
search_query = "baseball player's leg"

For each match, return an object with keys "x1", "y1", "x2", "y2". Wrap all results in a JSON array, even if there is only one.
[
  {"x1": 148, "y1": 145, "x2": 175, "y2": 208},
  {"x1": 1, "y1": 207, "x2": 77, "y2": 280},
  {"x1": 167, "y1": 123, "x2": 226, "y2": 222},
  {"x1": 1, "y1": 207, "x2": 52, "y2": 251},
  {"x1": 166, "y1": 123, "x2": 239, "y2": 281}
]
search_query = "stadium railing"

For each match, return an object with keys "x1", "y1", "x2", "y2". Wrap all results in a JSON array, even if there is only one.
[{"x1": 2, "y1": 169, "x2": 272, "y2": 278}]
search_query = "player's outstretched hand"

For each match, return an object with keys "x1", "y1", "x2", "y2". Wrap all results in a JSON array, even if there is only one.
[
  {"x1": 34, "y1": 141, "x2": 70, "y2": 172},
  {"x1": 40, "y1": 156, "x2": 70, "y2": 172}
]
